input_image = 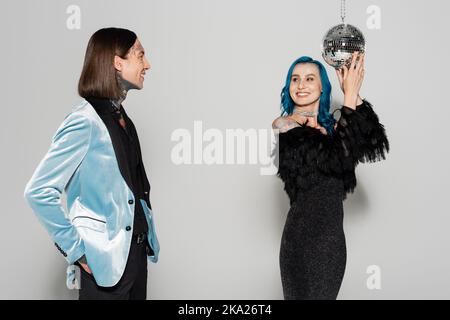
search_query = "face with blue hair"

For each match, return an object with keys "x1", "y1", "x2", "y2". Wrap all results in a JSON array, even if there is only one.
[{"x1": 289, "y1": 63, "x2": 322, "y2": 109}]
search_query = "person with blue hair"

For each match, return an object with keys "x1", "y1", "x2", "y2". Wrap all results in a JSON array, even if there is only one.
[{"x1": 272, "y1": 52, "x2": 390, "y2": 299}]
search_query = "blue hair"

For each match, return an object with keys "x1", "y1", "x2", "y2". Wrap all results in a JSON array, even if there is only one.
[{"x1": 280, "y1": 56, "x2": 336, "y2": 136}]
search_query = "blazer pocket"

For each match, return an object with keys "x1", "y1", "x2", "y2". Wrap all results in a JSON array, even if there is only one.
[
  {"x1": 70, "y1": 198, "x2": 107, "y2": 233},
  {"x1": 72, "y1": 215, "x2": 106, "y2": 233}
]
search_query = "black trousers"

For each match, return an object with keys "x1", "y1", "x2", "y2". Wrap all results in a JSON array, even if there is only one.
[{"x1": 78, "y1": 237, "x2": 148, "y2": 300}]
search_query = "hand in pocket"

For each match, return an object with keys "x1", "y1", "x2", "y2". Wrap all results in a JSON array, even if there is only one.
[{"x1": 78, "y1": 255, "x2": 92, "y2": 274}]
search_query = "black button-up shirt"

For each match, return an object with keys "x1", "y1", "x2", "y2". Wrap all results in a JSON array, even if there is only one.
[{"x1": 86, "y1": 97, "x2": 149, "y2": 235}]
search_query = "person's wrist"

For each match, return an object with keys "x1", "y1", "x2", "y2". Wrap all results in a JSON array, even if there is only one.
[
  {"x1": 343, "y1": 97, "x2": 357, "y2": 109},
  {"x1": 343, "y1": 91, "x2": 358, "y2": 107}
]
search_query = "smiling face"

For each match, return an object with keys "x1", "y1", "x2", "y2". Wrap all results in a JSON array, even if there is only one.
[
  {"x1": 289, "y1": 63, "x2": 322, "y2": 107},
  {"x1": 114, "y1": 38, "x2": 150, "y2": 89}
]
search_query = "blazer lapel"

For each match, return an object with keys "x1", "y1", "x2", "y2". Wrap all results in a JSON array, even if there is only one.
[{"x1": 85, "y1": 97, "x2": 135, "y2": 195}]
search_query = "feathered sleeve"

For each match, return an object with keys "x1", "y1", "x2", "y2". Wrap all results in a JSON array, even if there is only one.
[
  {"x1": 335, "y1": 99, "x2": 390, "y2": 165},
  {"x1": 333, "y1": 99, "x2": 389, "y2": 199}
]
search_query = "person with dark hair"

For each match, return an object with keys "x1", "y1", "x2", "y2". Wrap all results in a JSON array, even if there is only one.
[
  {"x1": 24, "y1": 27, "x2": 160, "y2": 300},
  {"x1": 272, "y1": 52, "x2": 389, "y2": 299}
]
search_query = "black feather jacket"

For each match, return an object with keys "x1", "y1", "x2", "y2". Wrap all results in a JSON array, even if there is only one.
[{"x1": 276, "y1": 99, "x2": 390, "y2": 204}]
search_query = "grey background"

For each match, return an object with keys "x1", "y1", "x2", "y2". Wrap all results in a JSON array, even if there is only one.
[{"x1": 1, "y1": 0, "x2": 449, "y2": 299}]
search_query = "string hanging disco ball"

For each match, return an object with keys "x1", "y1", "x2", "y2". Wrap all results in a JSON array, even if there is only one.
[{"x1": 321, "y1": 23, "x2": 365, "y2": 69}]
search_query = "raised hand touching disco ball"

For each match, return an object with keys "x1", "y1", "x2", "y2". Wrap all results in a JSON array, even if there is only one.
[{"x1": 321, "y1": 23, "x2": 365, "y2": 69}]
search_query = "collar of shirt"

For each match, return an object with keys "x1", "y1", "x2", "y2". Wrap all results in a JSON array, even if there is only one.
[
  {"x1": 86, "y1": 96, "x2": 119, "y2": 115},
  {"x1": 86, "y1": 96, "x2": 126, "y2": 122}
]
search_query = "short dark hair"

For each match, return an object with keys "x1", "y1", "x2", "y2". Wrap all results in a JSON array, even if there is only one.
[{"x1": 78, "y1": 27, "x2": 137, "y2": 99}]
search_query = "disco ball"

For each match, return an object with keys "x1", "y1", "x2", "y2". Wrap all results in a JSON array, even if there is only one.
[{"x1": 321, "y1": 23, "x2": 365, "y2": 69}]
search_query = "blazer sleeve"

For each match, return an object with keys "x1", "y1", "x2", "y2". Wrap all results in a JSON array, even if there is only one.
[{"x1": 24, "y1": 112, "x2": 92, "y2": 264}]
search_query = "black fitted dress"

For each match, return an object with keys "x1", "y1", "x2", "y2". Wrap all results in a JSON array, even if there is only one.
[{"x1": 276, "y1": 99, "x2": 389, "y2": 300}]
